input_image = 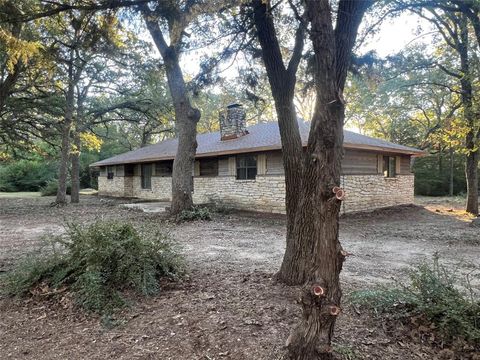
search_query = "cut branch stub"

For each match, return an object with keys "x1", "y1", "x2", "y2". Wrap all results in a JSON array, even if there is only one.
[
  {"x1": 329, "y1": 305, "x2": 341, "y2": 316},
  {"x1": 312, "y1": 285, "x2": 325, "y2": 297},
  {"x1": 332, "y1": 186, "x2": 341, "y2": 194},
  {"x1": 335, "y1": 188, "x2": 345, "y2": 200}
]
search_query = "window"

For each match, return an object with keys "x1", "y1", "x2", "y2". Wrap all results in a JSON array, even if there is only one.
[
  {"x1": 200, "y1": 158, "x2": 218, "y2": 177},
  {"x1": 141, "y1": 164, "x2": 152, "y2": 189},
  {"x1": 107, "y1": 166, "x2": 115, "y2": 180},
  {"x1": 236, "y1": 155, "x2": 257, "y2": 180},
  {"x1": 155, "y1": 161, "x2": 173, "y2": 177},
  {"x1": 383, "y1": 156, "x2": 396, "y2": 178},
  {"x1": 124, "y1": 164, "x2": 134, "y2": 177}
]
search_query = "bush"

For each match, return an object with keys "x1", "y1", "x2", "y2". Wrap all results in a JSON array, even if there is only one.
[
  {"x1": 178, "y1": 205, "x2": 212, "y2": 221},
  {"x1": 0, "y1": 160, "x2": 57, "y2": 192},
  {"x1": 350, "y1": 256, "x2": 480, "y2": 346},
  {"x1": 3, "y1": 221, "x2": 185, "y2": 314},
  {"x1": 40, "y1": 180, "x2": 71, "y2": 196}
]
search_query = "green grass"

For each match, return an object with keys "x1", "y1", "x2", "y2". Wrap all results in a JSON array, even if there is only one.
[{"x1": 0, "y1": 192, "x2": 42, "y2": 198}]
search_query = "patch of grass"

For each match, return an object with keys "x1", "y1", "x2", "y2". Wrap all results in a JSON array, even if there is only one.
[
  {"x1": 178, "y1": 205, "x2": 212, "y2": 221},
  {"x1": 350, "y1": 255, "x2": 480, "y2": 346},
  {"x1": 2, "y1": 221, "x2": 185, "y2": 314}
]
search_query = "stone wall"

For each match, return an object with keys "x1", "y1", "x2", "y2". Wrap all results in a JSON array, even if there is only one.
[
  {"x1": 132, "y1": 176, "x2": 172, "y2": 201},
  {"x1": 340, "y1": 174, "x2": 414, "y2": 213},
  {"x1": 193, "y1": 175, "x2": 286, "y2": 213},
  {"x1": 98, "y1": 177, "x2": 126, "y2": 197},
  {"x1": 98, "y1": 172, "x2": 414, "y2": 214}
]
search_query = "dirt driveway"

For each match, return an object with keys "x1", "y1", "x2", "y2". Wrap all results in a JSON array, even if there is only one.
[{"x1": 0, "y1": 195, "x2": 478, "y2": 359}]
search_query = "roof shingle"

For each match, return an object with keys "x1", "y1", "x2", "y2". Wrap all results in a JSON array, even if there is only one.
[{"x1": 91, "y1": 121, "x2": 423, "y2": 167}]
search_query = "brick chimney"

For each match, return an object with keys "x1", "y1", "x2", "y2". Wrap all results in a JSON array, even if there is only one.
[{"x1": 219, "y1": 103, "x2": 248, "y2": 140}]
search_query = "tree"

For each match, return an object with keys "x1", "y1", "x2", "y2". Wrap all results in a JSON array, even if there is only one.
[
  {"x1": 402, "y1": 1, "x2": 480, "y2": 214},
  {"x1": 390, "y1": 1, "x2": 480, "y2": 214},
  {"x1": 140, "y1": 0, "x2": 242, "y2": 216},
  {"x1": 250, "y1": 0, "x2": 371, "y2": 357},
  {"x1": 250, "y1": 0, "x2": 305, "y2": 274}
]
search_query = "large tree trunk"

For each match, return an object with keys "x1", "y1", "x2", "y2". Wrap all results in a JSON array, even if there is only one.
[
  {"x1": 251, "y1": 0, "x2": 306, "y2": 284},
  {"x1": 70, "y1": 85, "x2": 88, "y2": 204},
  {"x1": 285, "y1": 1, "x2": 370, "y2": 358},
  {"x1": 70, "y1": 132, "x2": 81, "y2": 203},
  {"x1": 55, "y1": 52, "x2": 76, "y2": 205},
  {"x1": 465, "y1": 148, "x2": 478, "y2": 213},
  {"x1": 142, "y1": 10, "x2": 200, "y2": 216},
  {"x1": 457, "y1": 14, "x2": 478, "y2": 214},
  {"x1": 449, "y1": 147, "x2": 454, "y2": 197}
]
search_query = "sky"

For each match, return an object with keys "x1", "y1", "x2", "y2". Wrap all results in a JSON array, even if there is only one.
[
  {"x1": 137, "y1": 9, "x2": 436, "y2": 133},
  {"x1": 360, "y1": 12, "x2": 433, "y2": 57}
]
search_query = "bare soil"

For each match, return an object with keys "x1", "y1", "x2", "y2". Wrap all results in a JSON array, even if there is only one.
[{"x1": 0, "y1": 195, "x2": 478, "y2": 360}]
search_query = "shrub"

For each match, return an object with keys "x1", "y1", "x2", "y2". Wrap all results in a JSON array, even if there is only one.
[
  {"x1": 178, "y1": 205, "x2": 212, "y2": 221},
  {"x1": 0, "y1": 160, "x2": 56, "y2": 192},
  {"x1": 40, "y1": 179, "x2": 71, "y2": 196},
  {"x1": 350, "y1": 256, "x2": 480, "y2": 346},
  {"x1": 3, "y1": 221, "x2": 185, "y2": 314}
]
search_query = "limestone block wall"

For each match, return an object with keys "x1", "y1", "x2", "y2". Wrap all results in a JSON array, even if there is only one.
[
  {"x1": 193, "y1": 174, "x2": 414, "y2": 214},
  {"x1": 98, "y1": 172, "x2": 414, "y2": 214},
  {"x1": 193, "y1": 175, "x2": 286, "y2": 213},
  {"x1": 98, "y1": 177, "x2": 126, "y2": 197},
  {"x1": 132, "y1": 176, "x2": 172, "y2": 201},
  {"x1": 340, "y1": 174, "x2": 414, "y2": 213}
]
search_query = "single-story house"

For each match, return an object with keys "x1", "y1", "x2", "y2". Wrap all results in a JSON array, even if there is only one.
[{"x1": 91, "y1": 104, "x2": 423, "y2": 214}]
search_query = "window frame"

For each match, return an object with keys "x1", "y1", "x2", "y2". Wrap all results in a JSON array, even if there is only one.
[
  {"x1": 141, "y1": 163, "x2": 153, "y2": 189},
  {"x1": 155, "y1": 160, "x2": 173, "y2": 177},
  {"x1": 199, "y1": 158, "x2": 218, "y2": 177},
  {"x1": 107, "y1": 166, "x2": 115, "y2": 180},
  {"x1": 383, "y1": 156, "x2": 396, "y2": 178},
  {"x1": 124, "y1": 164, "x2": 134, "y2": 177},
  {"x1": 236, "y1": 154, "x2": 257, "y2": 180}
]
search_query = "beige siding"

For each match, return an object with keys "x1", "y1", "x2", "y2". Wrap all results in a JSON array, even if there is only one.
[
  {"x1": 342, "y1": 150, "x2": 378, "y2": 175},
  {"x1": 115, "y1": 165, "x2": 124, "y2": 177},
  {"x1": 266, "y1": 151, "x2": 284, "y2": 175},
  {"x1": 400, "y1": 156, "x2": 411, "y2": 174},
  {"x1": 218, "y1": 157, "x2": 230, "y2": 176}
]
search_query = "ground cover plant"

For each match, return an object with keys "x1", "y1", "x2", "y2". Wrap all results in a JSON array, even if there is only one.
[
  {"x1": 2, "y1": 221, "x2": 185, "y2": 314},
  {"x1": 178, "y1": 205, "x2": 213, "y2": 221},
  {"x1": 350, "y1": 255, "x2": 480, "y2": 351}
]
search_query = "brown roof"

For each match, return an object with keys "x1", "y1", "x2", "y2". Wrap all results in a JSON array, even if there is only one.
[{"x1": 91, "y1": 121, "x2": 424, "y2": 167}]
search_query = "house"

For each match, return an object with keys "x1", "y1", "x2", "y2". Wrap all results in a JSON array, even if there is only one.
[{"x1": 91, "y1": 104, "x2": 423, "y2": 214}]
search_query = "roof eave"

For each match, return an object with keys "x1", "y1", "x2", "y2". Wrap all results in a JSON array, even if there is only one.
[{"x1": 90, "y1": 143, "x2": 424, "y2": 167}]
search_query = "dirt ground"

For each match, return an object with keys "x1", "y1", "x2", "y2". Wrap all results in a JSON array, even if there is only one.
[{"x1": 0, "y1": 195, "x2": 479, "y2": 359}]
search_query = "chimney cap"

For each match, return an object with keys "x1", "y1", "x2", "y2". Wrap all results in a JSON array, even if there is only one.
[{"x1": 227, "y1": 102, "x2": 242, "y2": 109}]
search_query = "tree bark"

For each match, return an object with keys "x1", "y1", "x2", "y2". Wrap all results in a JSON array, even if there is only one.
[
  {"x1": 457, "y1": 14, "x2": 478, "y2": 214},
  {"x1": 70, "y1": 84, "x2": 89, "y2": 204},
  {"x1": 449, "y1": 147, "x2": 454, "y2": 197},
  {"x1": 251, "y1": 0, "x2": 306, "y2": 284},
  {"x1": 55, "y1": 50, "x2": 76, "y2": 205},
  {"x1": 70, "y1": 132, "x2": 81, "y2": 203},
  {"x1": 285, "y1": 1, "x2": 370, "y2": 358},
  {"x1": 142, "y1": 8, "x2": 200, "y2": 216}
]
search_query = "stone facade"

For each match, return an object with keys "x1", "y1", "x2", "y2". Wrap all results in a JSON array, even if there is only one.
[
  {"x1": 340, "y1": 174, "x2": 414, "y2": 213},
  {"x1": 98, "y1": 176, "x2": 125, "y2": 197},
  {"x1": 98, "y1": 171, "x2": 414, "y2": 214},
  {"x1": 132, "y1": 176, "x2": 171, "y2": 200},
  {"x1": 219, "y1": 103, "x2": 248, "y2": 140},
  {"x1": 193, "y1": 175, "x2": 286, "y2": 213}
]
